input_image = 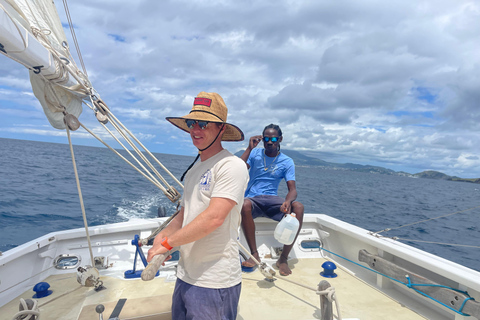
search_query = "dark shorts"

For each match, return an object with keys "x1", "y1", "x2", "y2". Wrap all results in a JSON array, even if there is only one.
[
  {"x1": 172, "y1": 278, "x2": 241, "y2": 320},
  {"x1": 246, "y1": 195, "x2": 287, "y2": 222}
]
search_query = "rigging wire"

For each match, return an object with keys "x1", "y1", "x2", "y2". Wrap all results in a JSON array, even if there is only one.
[
  {"x1": 78, "y1": 120, "x2": 180, "y2": 200},
  {"x1": 374, "y1": 205, "x2": 480, "y2": 234},
  {"x1": 62, "y1": 0, "x2": 88, "y2": 77},
  {"x1": 83, "y1": 98, "x2": 184, "y2": 196},
  {"x1": 390, "y1": 238, "x2": 480, "y2": 249},
  {"x1": 18, "y1": 0, "x2": 184, "y2": 202},
  {"x1": 7, "y1": 0, "x2": 186, "y2": 247},
  {"x1": 371, "y1": 205, "x2": 480, "y2": 248},
  {"x1": 103, "y1": 106, "x2": 182, "y2": 188}
]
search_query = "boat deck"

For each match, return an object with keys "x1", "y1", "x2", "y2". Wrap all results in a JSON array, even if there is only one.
[{"x1": 1, "y1": 257, "x2": 426, "y2": 320}]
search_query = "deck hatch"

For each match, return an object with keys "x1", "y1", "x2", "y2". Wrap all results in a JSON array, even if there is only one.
[
  {"x1": 53, "y1": 254, "x2": 81, "y2": 269},
  {"x1": 300, "y1": 239, "x2": 322, "y2": 251}
]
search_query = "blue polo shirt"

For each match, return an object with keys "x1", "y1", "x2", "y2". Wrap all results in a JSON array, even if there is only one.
[{"x1": 245, "y1": 148, "x2": 295, "y2": 197}]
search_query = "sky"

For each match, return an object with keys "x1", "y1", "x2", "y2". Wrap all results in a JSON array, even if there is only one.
[{"x1": 1, "y1": 0, "x2": 480, "y2": 177}]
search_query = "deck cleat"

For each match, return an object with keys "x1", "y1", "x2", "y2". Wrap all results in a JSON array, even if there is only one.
[
  {"x1": 32, "y1": 282, "x2": 52, "y2": 298},
  {"x1": 320, "y1": 261, "x2": 337, "y2": 278}
]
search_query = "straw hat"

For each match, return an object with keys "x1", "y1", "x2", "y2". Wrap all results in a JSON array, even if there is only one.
[{"x1": 166, "y1": 92, "x2": 244, "y2": 141}]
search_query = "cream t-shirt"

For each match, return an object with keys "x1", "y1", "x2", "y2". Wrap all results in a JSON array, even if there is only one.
[{"x1": 177, "y1": 149, "x2": 249, "y2": 288}]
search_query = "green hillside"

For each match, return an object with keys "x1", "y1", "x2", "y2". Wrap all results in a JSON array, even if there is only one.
[{"x1": 235, "y1": 149, "x2": 480, "y2": 184}]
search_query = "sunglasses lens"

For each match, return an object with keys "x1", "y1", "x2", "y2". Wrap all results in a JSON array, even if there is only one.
[
  {"x1": 185, "y1": 120, "x2": 209, "y2": 129},
  {"x1": 263, "y1": 137, "x2": 278, "y2": 142}
]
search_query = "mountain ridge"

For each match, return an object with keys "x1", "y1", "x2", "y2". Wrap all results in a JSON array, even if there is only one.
[{"x1": 235, "y1": 149, "x2": 480, "y2": 184}]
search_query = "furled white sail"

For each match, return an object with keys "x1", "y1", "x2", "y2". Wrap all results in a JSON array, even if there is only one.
[
  {"x1": 1, "y1": 0, "x2": 184, "y2": 203},
  {"x1": 0, "y1": 0, "x2": 89, "y2": 129}
]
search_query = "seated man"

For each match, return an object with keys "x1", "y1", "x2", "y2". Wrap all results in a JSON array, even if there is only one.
[{"x1": 240, "y1": 123, "x2": 304, "y2": 276}]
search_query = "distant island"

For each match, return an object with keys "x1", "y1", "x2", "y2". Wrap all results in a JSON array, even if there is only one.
[{"x1": 235, "y1": 149, "x2": 480, "y2": 184}]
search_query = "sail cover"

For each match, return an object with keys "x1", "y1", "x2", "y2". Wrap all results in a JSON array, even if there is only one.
[{"x1": 1, "y1": 0, "x2": 90, "y2": 129}]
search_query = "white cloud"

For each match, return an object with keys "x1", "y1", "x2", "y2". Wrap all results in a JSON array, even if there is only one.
[{"x1": 1, "y1": 0, "x2": 480, "y2": 177}]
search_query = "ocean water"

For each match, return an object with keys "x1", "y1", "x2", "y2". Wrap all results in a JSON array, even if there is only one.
[{"x1": 1, "y1": 138, "x2": 479, "y2": 272}]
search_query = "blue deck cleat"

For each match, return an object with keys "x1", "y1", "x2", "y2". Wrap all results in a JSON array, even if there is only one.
[
  {"x1": 32, "y1": 282, "x2": 53, "y2": 298},
  {"x1": 320, "y1": 261, "x2": 338, "y2": 278}
]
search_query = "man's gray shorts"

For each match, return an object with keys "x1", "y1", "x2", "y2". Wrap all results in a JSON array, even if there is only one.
[
  {"x1": 245, "y1": 195, "x2": 287, "y2": 221},
  {"x1": 172, "y1": 278, "x2": 241, "y2": 320}
]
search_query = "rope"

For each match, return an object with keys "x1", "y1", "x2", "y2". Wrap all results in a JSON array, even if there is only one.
[
  {"x1": 66, "y1": 125, "x2": 95, "y2": 267},
  {"x1": 12, "y1": 299, "x2": 39, "y2": 320},
  {"x1": 181, "y1": 154, "x2": 200, "y2": 182},
  {"x1": 79, "y1": 122, "x2": 166, "y2": 191},
  {"x1": 78, "y1": 121, "x2": 183, "y2": 202},
  {"x1": 62, "y1": 0, "x2": 87, "y2": 76},
  {"x1": 38, "y1": 285, "x2": 83, "y2": 308},
  {"x1": 317, "y1": 287, "x2": 342, "y2": 320},
  {"x1": 102, "y1": 106, "x2": 183, "y2": 189},
  {"x1": 236, "y1": 241, "x2": 343, "y2": 319},
  {"x1": 12, "y1": 286, "x2": 83, "y2": 319},
  {"x1": 103, "y1": 116, "x2": 170, "y2": 187},
  {"x1": 405, "y1": 275, "x2": 474, "y2": 315},
  {"x1": 100, "y1": 121, "x2": 166, "y2": 189},
  {"x1": 320, "y1": 247, "x2": 474, "y2": 316},
  {"x1": 4, "y1": 0, "x2": 181, "y2": 200},
  {"x1": 143, "y1": 207, "x2": 181, "y2": 245}
]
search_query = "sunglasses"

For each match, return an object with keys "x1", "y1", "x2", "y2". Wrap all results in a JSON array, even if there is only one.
[
  {"x1": 185, "y1": 119, "x2": 209, "y2": 130},
  {"x1": 263, "y1": 137, "x2": 279, "y2": 142}
]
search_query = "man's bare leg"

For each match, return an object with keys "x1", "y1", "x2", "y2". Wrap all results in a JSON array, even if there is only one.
[
  {"x1": 241, "y1": 199, "x2": 260, "y2": 267},
  {"x1": 276, "y1": 202, "x2": 304, "y2": 275}
]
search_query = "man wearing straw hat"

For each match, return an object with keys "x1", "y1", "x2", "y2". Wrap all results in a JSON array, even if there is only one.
[{"x1": 147, "y1": 92, "x2": 249, "y2": 320}]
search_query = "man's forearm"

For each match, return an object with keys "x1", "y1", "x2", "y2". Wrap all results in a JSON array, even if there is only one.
[
  {"x1": 148, "y1": 209, "x2": 184, "y2": 261},
  {"x1": 240, "y1": 148, "x2": 252, "y2": 163},
  {"x1": 285, "y1": 190, "x2": 297, "y2": 204},
  {"x1": 160, "y1": 211, "x2": 184, "y2": 237},
  {"x1": 152, "y1": 208, "x2": 184, "y2": 246},
  {"x1": 166, "y1": 198, "x2": 236, "y2": 248}
]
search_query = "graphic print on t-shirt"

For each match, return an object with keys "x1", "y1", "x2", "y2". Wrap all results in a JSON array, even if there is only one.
[{"x1": 199, "y1": 169, "x2": 212, "y2": 191}]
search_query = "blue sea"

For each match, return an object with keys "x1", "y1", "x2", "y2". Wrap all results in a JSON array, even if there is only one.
[{"x1": 1, "y1": 137, "x2": 479, "y2": 271}]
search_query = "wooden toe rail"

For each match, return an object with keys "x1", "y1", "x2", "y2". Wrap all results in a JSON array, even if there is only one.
[{"x1": 358, "y1": 249, "x2": 480, "y2": 318}]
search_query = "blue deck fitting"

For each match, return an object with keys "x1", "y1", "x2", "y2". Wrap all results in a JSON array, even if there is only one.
[{"x1": 124, "y1": 234, "x2": 160, "y2": 279}]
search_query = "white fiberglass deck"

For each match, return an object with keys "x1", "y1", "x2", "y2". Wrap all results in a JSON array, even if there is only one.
[{"x1": 0, "y1": 257, "x2": 426, "y2": 320}]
